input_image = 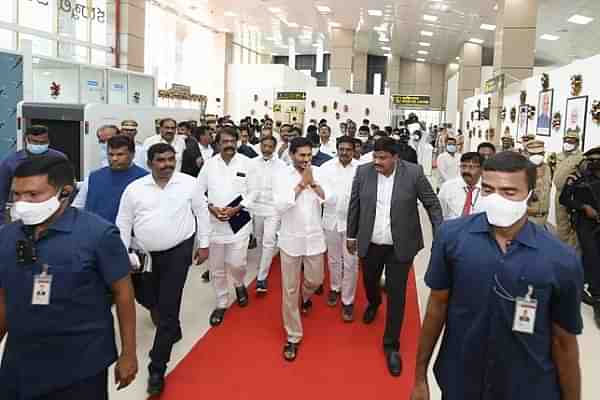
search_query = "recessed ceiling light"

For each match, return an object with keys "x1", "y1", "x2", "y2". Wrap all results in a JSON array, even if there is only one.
[
  {"x1": 568, "y1": 15, "x2": 594, "y2": 25},
  {"x1": 456, "y1": 56, "x2": 460, "y2": 60},
  {"x1": 480, "y1": 24, "x2": 496, "y2": 31},
  {"x1": 374, "y1": 26, "x2": 387, "y2": 32},
  {"x1": 540, "y1": 34, "x2": 560, "y2": 41},
  {"x1": 421, "y1": 30, "x2": 434, "y2": 36},
  {"x1": 493, "y1": 3, "x2": 499, "y2": 11},
  {"x1": 469, "y1": 38, "x2": 484, "y2": 44},
  {"x1": 288, "y1": 22, "x2": 299, "y2": 28},
  {"x1": 329, "y1": 21, "x2": 341, "y2": 27},
  {"x1": 379, "y1": 37, "x2": 389, "y2": 42},
  {"x1": 423, "y1": 14, "x2": 438, "y2": 22},
  {"x1": 381, "y1": 46, "x2": 391, "y2": 51},
  {"x1": 384, "y1": 53, "x2": 393, "y2": 57},
  {"x1": 418, "y1": 50, "x2": 429, "y2": 55},
  {"x1": 316, "y1": 5, "x2": 331, "y2": 13},
  {"x1": 416, "y1": 58, "x2": 426, "y2": 62},
  {"x1": 419, "y1": 42, "x2": 431, "y2": 47},
  {"x1": 368, "y1": 9, "x2": 383, "y2": 16},
  {"x1": 224, "y1": 11, "x2": 237, "y2": 17},
  {"x1": 268, "y1": 7, "x2": 281, "y2": 13},
  {"x1": 312, "y1": 43, "x2": 320, "y2": 47}
]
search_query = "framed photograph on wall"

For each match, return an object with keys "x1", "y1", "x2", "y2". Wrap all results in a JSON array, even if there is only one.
[
  {"x1": 518, "y1": 105, "x2": 529, "y2": 138},
  {"x1": 536, "y1": 89, "x2": 553, "y2": 136},
  {"x1": 565, "y1": 96, "x2": 588, "y2": 150}
]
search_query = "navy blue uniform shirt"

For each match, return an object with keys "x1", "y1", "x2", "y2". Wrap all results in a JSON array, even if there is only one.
[
  {"x1": 0, "y1": 207, "x2": 131, "y2": 399},
  {"x1": 425, "y1": 213, "x2": 583, "y2": 400}
]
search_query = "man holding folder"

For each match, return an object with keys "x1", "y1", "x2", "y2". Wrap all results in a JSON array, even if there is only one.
[{"x1": 197, "y1": 127, "x2": 253, "y2": 327}]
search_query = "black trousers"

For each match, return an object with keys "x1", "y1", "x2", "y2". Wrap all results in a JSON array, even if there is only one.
[
  {"x1": 362, "y1": 243, "x2": 412, "y2": 353},
  {"x1": 145, "y1": 235, "x2": 195, "y2": 375},
  {"x1": 32, "y1": 370, "x2": 108, "y2": 400},
  {"x1": 576, "y1": 218, "x2": 600, "y2": 298}
]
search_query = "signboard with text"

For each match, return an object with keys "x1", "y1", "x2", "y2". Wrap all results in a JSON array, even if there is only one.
[
  {"x1": 484, "y1": 74, "x2": 504, "y2": 94},
  {"x1": 391, "y1": 95, "x2": 431, "y2": 107},
  {"x1": 276, "y1": 92, "x2": 306, "y2": 101}
]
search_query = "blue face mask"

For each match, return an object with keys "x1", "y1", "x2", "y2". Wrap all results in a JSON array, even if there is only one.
[
  {"x1": 27, "y1": 143, "x2": 49, "y2": 155},
  {"x1": 447, "y1": 144, "x2": 457, "y2": 153}
]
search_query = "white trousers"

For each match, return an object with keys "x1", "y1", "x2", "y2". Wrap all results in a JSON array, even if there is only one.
[
  {"x1": 209, "y1": 237, "x2": 249, "y2": 308},
  {"x1": 280, "y1": 251, "x2": 324, "y2": 344},
  {"x1": 253, "y1": 215, "x2": 281, "y2": 281},
  {"x1": 325, "y1": 229, "x2": 359, "y2": 305}
]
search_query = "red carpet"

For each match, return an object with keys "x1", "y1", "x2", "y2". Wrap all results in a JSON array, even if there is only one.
[{"x1": 159, "y1": 258, "x2": 422, "y2": 399}]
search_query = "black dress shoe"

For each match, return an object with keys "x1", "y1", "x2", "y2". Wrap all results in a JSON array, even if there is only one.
[
  {"x1": 235, "y1": 286, "x2": 249, "y2": 307},
  {"x1": 315, "y1": 284, "x2": 324, "y2": 295},
  {"x1": 301, "y1": 299, "x2": 313, "y2": 314},
  {"x1": 327, "y1": 290, "x2": 340, "y2": 307},
  {"x1": 386, "y1": 351, "x2": 403, "y2": 377},
  {"x1": 342, "y1": 304, "x2": 354, "y2": 323},
  {"x1": 363, "y1": 304, "x2": 379, "y2": 324},
  {"x1": 256, "y1": 280, "x2": 268, "y2": 294},
  {"x1": 147, "y1": 372, "x2": 165, "y2": 396},
  {"x1": 209, "y1": 308, "x2": 226, "y2": 327}
]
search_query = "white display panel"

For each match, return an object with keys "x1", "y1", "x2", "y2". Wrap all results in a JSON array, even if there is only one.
[{"x1": 80, "y1": 66, "x2": 105, "y2": 104}]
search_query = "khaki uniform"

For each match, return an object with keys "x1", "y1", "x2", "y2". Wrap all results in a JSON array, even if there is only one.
[
  {"x1": 528, "y1": 163, "x2": 552, "y2": 225},
  {"x1": 552, "y1": 151, "x2": 584, "y2": 247}
]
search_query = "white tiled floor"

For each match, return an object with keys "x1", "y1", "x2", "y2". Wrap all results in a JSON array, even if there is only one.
[{"x1": 2, "y1": 208, "x2": 598, "y2": 399}]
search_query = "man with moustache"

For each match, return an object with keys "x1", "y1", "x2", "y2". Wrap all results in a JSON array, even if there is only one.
[
  {"x1": 347, "y1": 137, "x2": 442, "y2": 376},
  {"x1": 142, "y1": 118, "x2": 187, "y2": 172},
  {"x1": 197, "y1": 127, "x2": 252, "y2": 327},
  {"x1": 274, "y1": 137, "x2": 331, "y2": 361},
  {"x1": 116, "y1": 143, "x2": 209, "y2": 395},
  {"x1": 438, "y1": 152, "x2": 484, "y2": 220}
]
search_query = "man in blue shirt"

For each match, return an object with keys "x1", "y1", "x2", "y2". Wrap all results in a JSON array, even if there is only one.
[
  {"x1": 0, "y1": 125, "x2": 66, "y2": 224},
  {"x1": 0, "y1": 155, "x2": 138, "y2": 399},
  {"x1": 412, "y1": 151, "x2": 583, "y2": 400},
  {"x1": 72, "y1": 135, "x2": 148, "y2": 224}
]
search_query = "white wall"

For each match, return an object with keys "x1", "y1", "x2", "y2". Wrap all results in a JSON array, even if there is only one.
[
  {"x1": 446, "y1": 73, "x2": 459, "y2": 129},
  {"x1": 33, "y1": 67, "x2": 79, "y2": 103},
  {"x1": 464, "y1": 53, "x2": 600, "y2": 154},
  {"x1": 304, "y1": 87, "x2": 390, "y2": 137}
]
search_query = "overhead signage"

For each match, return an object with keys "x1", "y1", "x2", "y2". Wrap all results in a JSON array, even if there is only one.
[
  {"x1": 276, "y1": 91, "x2": 306, "y2": 101},
  {"x1": 29, "y1": 1, "x2": 107, "y2": 23},
  {"x1": 158, "y1": 83, "x2": 206, "y2": 102},
  {"x1": 391, "y1": 95, "x2": 431, "y2": 107},
  {"x1": 484, "y1": 74, "x2": 504, "y2": 94}
]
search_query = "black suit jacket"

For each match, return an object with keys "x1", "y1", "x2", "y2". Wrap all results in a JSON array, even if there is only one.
[{"x1": 347, "y1": 160, "x2": 443, "y2": 263}]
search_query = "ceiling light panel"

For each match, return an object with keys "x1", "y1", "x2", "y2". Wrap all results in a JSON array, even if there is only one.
[
  {"x1": 540, "y1": 34, "x2": 560, "y2": 41},
  {"x1": 416, "y1": 58, "x2": 426, "y2": 62},
  {"x1": 568, "y1": 15, "x2": 594, "y2": 25},
  {"x1": 329, "y1": 21, "x2": 341, "y2": 27},
  {"x1": 469, "y1": 38, "x2": 484, "y2": 44},
  {"x1": 268, "y1": 7, "x2": 281, "y2": 13},
  {"x1": 316, "y1": 5, "x2": 331, "y2": 13},
  {"x1": 368, "y1": 9, "x2": 383, "y2": 16},
  {"x1": 421, "y1": 30, "x2": 433, "y2": 36},
  {"x1": 418, "y1": 50, "x2": 429, "y2": 55},
  {"x1": 381, "y1": 46, "x2": 391, "y2": 51},
  {"x1": 423, "y1": 14, "x2": 438, "y2": 22},
  {"x1": 419, "y1": 42, "x2": 431, "y2": 47},
  {"x1": 480, "y1": 24, "x2": 496, "y2": 31},
  {"x1": 224, "y1": 11, "x2": 237, "y2": 17}
]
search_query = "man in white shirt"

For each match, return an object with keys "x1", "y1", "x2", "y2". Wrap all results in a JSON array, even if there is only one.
[
  {"x1": 196, "y1": 126, "x2": 215, "y2": 163},
  {"x1": 320, "y1": 136, "x2": 359, "y2": 321},
  {"x1": 276, "y1": 125, "x2": 299, "y2": 165},
  {"x1": 142, "y1": 118, "x2": 187, "y2": 172},
  {"x1": 248, "y1": 135, "x2": 287, "y2": 293},
  {"x1": 273, "y1": 137, "x2": 331, "y2": 362},
  {"x1": 436, "y1": 136, "x2": 461, "y2": 186},
  {"x1": 411, "y1": 130, "x2": 434, "y2": 178},
  {"x1": 115, "y1": 142, "x2": 209, "y2": 396},
  {"x1": 319, "y1": 125, "x2": 337, "y2": 157},
  {"x1": 196, "y1": 127, "x2": 253, "y2": 327},
  {"x1": 438, "y1": 152, "x2": 483, "y2": 220}
]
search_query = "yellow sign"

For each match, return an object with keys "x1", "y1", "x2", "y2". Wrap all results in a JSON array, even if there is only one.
[
  {"x1": 273, "y1": 104, "x2": 282, "y2": 112},
  {"x1": 391, "y1": 95, "x2": 431, "y2": 107}
]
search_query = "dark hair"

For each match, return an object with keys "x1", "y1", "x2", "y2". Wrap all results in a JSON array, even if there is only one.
[
  {"x1": 307, "y1": 125, "x2": 318, "y2": 135},
  {"x1": 336, "y1": 135, "x2": 355, "y2": 149},
  {"x1": 359, "y1": 125, "x2": 370, "y2": 132},
  {"x1": 374, "y1": 137, "x2": 397, "y2": 155},
  {"x1": 159, "y1": 118, "x2": 177, "y2": 127},
  {"x1": 385, "y1": 126, "x2": 393, "y2": 134},
  {"x1": 461, "y1": 152, "x2": 484, "y2": 165},
  {"x1": 147, "y1": 143, "x2": 176, "y2": 163},
  {"x1": 477, "y1": 142, "x2": 496, "y2": 154},
  {"x1": 260, "y1": 135, "x2": 278, "y2": 147},
  {"x1": 291, "y1": 126, "x2": 302, "y2": 136},
  {"x1": 216, "y1": 126, "x2": 239, "y2": 142},
  {"x1": 483, "y1": 151, "x2": 537, "y2": 191},
  {"x1": 373, "y1": 131, "x2": 389, "y2": 138},
  {"x1": 290, "y1": 137, "x2": 313, "y2": 154},
  {"x1": 98, "y1": 124, "x2": 119, "y2": 135},
  {"x1": 193, "y1": 126, "x2": 209, "y2": 138},
  {"x1": 306, "y1": 130, "x2": 320, "y2": 147},
  {"x1": 239, "y1": 124, "x2": 249, "y2": 133},
  {"x1": 363, "y1": 119, "x2": 370, "y2": 125},
  {"x1": 352, "y1": 138, "x2": 363, "y2": 147},
  {"x1": 280, "y1": 124, "x2": 292, "y2": 132},
  {"x1": 108, "y1": 135, "x2": 135, "y2": 153},
  {"x1": 26, "y1": 125, "x2": 49, "y2": 136},
  {"x1": 319, "y1": 125, "x2": 331, "y2": 133},
  {"x1": 14, "y1": 155, "x2": 74, "y2": 189},
  {"x1": 177, "y1": 121, "x2": 192, "y2": 130}
]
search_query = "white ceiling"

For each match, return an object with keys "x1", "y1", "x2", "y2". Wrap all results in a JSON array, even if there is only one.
[{"x1": 156, "y1": 0, "x2": 600, "y2": 66}]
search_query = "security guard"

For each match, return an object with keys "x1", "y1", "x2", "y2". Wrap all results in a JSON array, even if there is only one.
[
  {"x1": 501, "y1": 136, "x2": 516, "y2": 152},
  {"x1": 518, "y1": 134, "x2": 535, "y2": 154},
  {"x1": 550, "y1": 129, "x2": 584, "y2": 247},
  {"x1": 560, "y1": 146, "x2": 600, "y2": 327},
  {"x1": 525, "y1": 140, "x2": 552, "y2": 226},
  {"x1": 0, "y1": 155, "x2": 138, "y2": 399}
]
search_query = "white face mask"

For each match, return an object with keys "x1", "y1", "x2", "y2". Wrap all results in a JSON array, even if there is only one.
[
  {"x1": 447, "y1": 144, "x2": 457, "y2": 153},
  {"x1": 13, "y1": 192, "x2": 62, "y2": 225},
  {"x1": 474, "y1": 192, "x2": 531, "y2": 228},
  {"x1": 563, "y1": 142, "x2": 577, "y2": 153},
  {"x1": 529, "y1": 154, "x2": 544, "y2": 166}
]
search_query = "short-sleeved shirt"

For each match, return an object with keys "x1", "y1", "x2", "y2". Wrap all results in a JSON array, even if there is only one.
[
  {"x1": 0, "y1": 207, "x2": 131, "y2": 399},
  {"x1": 425, "y1": 213, "x2": 583, "y2": 400}
]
